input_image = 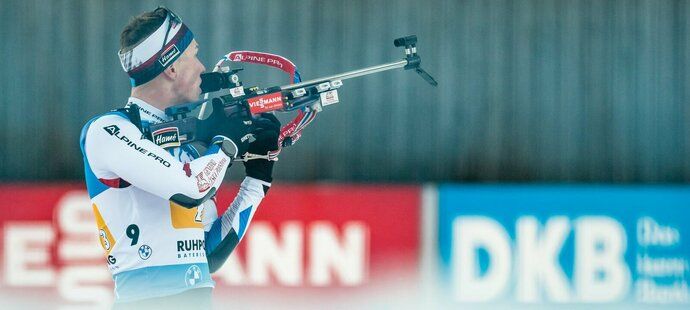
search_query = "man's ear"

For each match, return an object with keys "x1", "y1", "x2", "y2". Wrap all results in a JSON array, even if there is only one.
[{"x1": 162, "y1": 64, "x2": 177, "y2": 79}]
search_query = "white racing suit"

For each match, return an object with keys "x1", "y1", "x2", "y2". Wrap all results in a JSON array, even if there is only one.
[{"x1": 79, "y1": 97, "x2": 267, "y2": 303}]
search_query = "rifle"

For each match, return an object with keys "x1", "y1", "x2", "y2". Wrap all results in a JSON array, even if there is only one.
[{"x1": 145, "y1": 35, "x2": 437, "y2": 154}]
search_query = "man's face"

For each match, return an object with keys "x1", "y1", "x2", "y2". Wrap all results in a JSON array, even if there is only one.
[{"x1": 171, "y1": 39, "x2": 205, "y2": 103}]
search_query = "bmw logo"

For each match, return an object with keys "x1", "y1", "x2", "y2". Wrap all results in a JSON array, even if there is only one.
[
  {"x1": 138, "y1": 244, "x2": 152, "y2": 260},
  {"x1": 185, "y1": 265, "x2": 202, "y2": 286}
]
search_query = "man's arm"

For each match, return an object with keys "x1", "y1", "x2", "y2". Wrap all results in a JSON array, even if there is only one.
[
  {"x1": 204, "y1": 176, "x2": 269, "y2": 273},
  {"x1": 84, "y1": 114, "x2": 234, "y2": 207},
  {"x1": 202, "y1": 113, "x2": 280, "y2": 272}
]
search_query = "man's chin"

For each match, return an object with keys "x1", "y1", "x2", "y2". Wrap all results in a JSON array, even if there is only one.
[{"x1": 186, "y1": 92, "x2": 201, "y2": 103}]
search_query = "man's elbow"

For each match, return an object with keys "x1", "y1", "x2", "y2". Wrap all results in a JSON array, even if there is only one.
[
  {"x1": 206, "y1": 230, "x2": 240, "y2": 273},
  {"x1": 170, "y1": 188, "x2": 217, "y2": 208}
]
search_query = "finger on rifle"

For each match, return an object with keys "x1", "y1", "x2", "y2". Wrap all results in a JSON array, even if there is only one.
[
  {"x1": 259, "y1": 113, "x2": 280, "y2": 126},
  {"x1": 252, "y1": 115, "x2": 280, "y2": 131}
]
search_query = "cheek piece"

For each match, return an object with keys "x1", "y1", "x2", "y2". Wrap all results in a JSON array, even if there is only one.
[{"x1": 118, "y1": 9, "x2": 194, "y2": 87}]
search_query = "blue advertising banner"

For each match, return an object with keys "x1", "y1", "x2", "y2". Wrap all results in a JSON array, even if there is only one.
[{"x1": 438, "y1": 185, "x2": 689, "y2": 306}]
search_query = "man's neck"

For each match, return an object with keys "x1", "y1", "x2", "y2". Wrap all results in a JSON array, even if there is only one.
[{"x1": 130, "y1": 82, "x2": 178, "y2": 112}]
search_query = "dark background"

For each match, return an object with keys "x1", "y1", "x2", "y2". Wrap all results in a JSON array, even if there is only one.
[{"x1": 1, "y1": 0, "x2": 689, "y2": 183}]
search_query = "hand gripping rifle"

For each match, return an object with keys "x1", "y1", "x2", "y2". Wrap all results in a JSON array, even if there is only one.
[{"x1": 146, "y1": 35, "x2": 437, "y2": 159}]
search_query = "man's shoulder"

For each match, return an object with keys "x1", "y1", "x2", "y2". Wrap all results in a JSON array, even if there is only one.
[
  {"x1": 85, "y1": 110, "x2": 131, "y2": 127},
  {"x1": 80, "y1": 111, "x2": 135, "y2": 145}
]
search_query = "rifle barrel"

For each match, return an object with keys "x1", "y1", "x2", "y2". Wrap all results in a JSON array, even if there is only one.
[{"x1": 279, "y1": 59, "x2": 408, "y2": 91}]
